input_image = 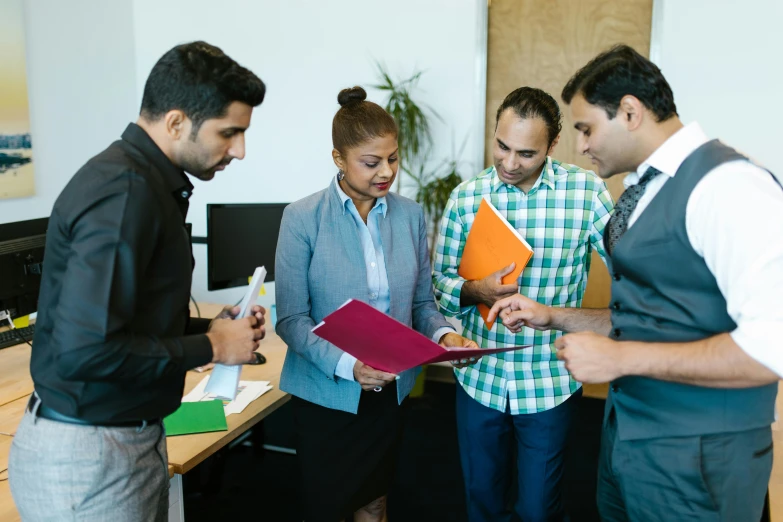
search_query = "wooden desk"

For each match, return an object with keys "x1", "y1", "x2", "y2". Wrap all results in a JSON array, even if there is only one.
[
  {"x1": 0, "y1": 476, "x2": 18, "y2": 522},
  {"x1": 0, "y1": 434, "x2": 12, "y2": 476},
  {"x1": 0, "y1": 343, "x2": 33, "y2": 407},
  {"x1": 0, "y1": 395, "x2": 28, "y2": 437},
  {"x1": 166, "y1": 330, "x2": 289, "y2": 474},
  {"x1": 1, "y1": 429, "x2": 16, "y2": 521},
  {"x1": 0, "y1": 302, "x2": 289, "y2": 522}
]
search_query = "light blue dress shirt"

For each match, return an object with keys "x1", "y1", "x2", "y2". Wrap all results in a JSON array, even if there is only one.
[{"x1": 333, "y1": 176, "x2": 453, "y2": 380}]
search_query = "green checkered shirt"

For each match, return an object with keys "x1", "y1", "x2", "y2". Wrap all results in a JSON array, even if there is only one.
[{"x1": 432, "y1": 158, "x2": 614, "y2": 414}]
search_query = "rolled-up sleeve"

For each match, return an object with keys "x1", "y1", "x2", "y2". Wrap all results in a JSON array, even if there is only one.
[{"x1": 688, "y1": 163, "x2": 783, "y2": 377}]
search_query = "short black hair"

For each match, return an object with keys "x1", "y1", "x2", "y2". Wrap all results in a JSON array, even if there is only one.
[
  {"x1": 496, "y1": 87, "x2": 562, "y2": 147},
  {"x1": 140, "y1": 41, "x2": 266, "y2": 134},
  {"x1": 562, "y1": 44, "x2": 677, "y2": 122}
]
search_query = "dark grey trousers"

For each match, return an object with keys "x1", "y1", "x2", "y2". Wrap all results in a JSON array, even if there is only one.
[{"x1": 597, "y1": 410, "x2": 773, "y2": 521}]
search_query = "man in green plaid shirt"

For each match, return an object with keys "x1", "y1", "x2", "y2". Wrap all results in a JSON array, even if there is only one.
[{"x1": 432, "y1": 87, "x2": 614, "y2": 522}]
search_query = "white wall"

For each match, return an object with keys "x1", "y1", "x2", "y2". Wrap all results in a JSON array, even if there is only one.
[
  {"x1": 132, "y1": 0, "x2": 485, "y2": 305},
  {"x1": 652, "y1": 0, "x2": 783, "y2": 174},
  {"x1": 1, "y1": 0, "x2": 484, "y2": 310},
  {"x1": 8, "y1": 0, "x2": 782, "y2": 311},
  {"x1": 0, "y1": 0, "x2": 138, "y2": 223}
]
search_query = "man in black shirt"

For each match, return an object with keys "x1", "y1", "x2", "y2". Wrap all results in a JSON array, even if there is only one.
[{"x1": 9, "y1": 41, "x2": 267, "y2": 521}]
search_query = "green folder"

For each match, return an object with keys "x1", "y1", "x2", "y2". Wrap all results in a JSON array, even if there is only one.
[{"x1": 164, "y1": 400, "x2": 228, "y2": 436}]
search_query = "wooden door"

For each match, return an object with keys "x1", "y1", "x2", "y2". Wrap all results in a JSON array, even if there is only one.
[{"x1": 485, "y1": 0, "x2": 653, "y2": 310}]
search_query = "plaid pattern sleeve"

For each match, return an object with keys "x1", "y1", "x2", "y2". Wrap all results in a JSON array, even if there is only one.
[
  {"x1": 589, "y1": 180, "x2": 614, "y2": 265},
  {"x1": 432, "y1": 159, "x2": 615, "y2": 414},
  {"x1": 432, "y1": 168, "x2": 494, "y2": 318}
]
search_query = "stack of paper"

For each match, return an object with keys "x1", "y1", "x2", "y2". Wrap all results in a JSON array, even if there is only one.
[{"x1": 184, "y1": 375, "x2": 274, "y2": 416}]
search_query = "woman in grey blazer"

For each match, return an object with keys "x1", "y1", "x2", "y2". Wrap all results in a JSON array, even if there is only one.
[{"x1": 275, "y1": 86, "x2": 478, "y2": 522}]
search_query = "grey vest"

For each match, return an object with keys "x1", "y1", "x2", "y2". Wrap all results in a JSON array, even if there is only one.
[{"x1": 607, "y1": 139, "x2": 778, "y2": 441}]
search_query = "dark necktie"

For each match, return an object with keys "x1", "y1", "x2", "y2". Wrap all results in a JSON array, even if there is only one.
[{"x1": 605, "y1": 166, "x2": 662, "y2": 254}]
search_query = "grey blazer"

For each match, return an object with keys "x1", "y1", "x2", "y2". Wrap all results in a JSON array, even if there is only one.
[{"x1": 275, "y1": 180, "x2": 451, "y2": 413}]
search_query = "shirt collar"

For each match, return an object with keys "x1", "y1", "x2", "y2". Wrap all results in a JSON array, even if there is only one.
[
  {"x1": 490, "y1": 156, "x2": 556, "y2": 193},
  {"x1": 625, "y1": 122, "x2": 709, "y2": 189},
  {"x1": 121, "y1": 123, "x2": 194, "y2": 199},
  {"x1": 334, "y1": 175, "x2": 388, "y2": 217}
]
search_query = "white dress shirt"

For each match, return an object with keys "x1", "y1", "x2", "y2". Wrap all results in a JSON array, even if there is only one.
[{"x1": 625, "y1": 122, "x2": 783, "y2": 377}]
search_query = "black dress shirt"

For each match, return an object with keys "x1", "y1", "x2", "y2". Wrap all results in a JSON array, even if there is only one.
[{"x1": 30, "y1": 123, "x2": 213, "y2": 423}]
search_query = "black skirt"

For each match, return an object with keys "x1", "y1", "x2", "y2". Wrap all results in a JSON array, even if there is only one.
[{"x1": 292, "y1": 381, "x2": 404, "y2": 522}]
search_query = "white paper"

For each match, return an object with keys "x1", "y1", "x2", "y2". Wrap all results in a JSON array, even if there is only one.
[
  {"x1": 182, "y1": 376, "x2": 273, "y2": 415},
  {"x1": 205, "y1": 266, "x2": 267, "y2": 400},
  {"x1": 224, "y1": 381, "x2": 273, "y2": 415},
  {"x1": 182, "y1": 376, "x2": 211, "y2": 402}
]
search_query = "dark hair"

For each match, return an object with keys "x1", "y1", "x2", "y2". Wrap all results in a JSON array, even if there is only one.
[
  {"x1": 562, "y1": 44, "x2": 677, "y2": 122},
  {"x1": 140, "y1": 41, "x2": 266, "y2": 135},
  {"x1": 495, "y1": 87, "x2": 562, "y2": 146},
  {"x1": 332, "y1": 86, "x2": 397, "y2": 153}
]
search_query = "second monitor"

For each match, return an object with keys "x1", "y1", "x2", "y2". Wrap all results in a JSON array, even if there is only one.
[{"x1": 207, "y1": 203, "x2": 288, "y2": 291}]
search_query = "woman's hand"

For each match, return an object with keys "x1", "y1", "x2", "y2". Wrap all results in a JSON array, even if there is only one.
[
  {"x1": 439, "y1": 332, "x2": 481, "y2": 369},
  {"x1": 353, "y1": 361, "x2": 397, "y2": 391}
]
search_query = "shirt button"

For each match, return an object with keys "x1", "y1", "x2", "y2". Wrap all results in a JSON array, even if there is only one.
[
  {"x1": 613, "y1": 273, "x2": 621, "y2": 281},
  {"x1": 181, "y1": 190, "x2": 189, "y2": 198},
  {"x1": 370, "y1": 293, "x2": 378, "y2": 299},
  {"x1": 371, "y1": 262, "x2": 376, "y2": 268},
  {"x1": 611, "y1": 384, "x2": 620, "y2": 393},
  {"x1": 613, "y1": 328, "x2": 621, "y2": 338},
  {"x1": 612, "y1": 302, "x2": 621, "y2": 311}
]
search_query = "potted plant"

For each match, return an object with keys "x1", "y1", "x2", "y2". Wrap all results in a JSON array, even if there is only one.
[{"x1": 373, "y1": 64, "x2": 468, "y2": 259}]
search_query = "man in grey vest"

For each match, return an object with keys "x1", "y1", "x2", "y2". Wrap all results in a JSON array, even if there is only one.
[{"x1": 486, "y1": 45, "x2": 782, "y2": 521}]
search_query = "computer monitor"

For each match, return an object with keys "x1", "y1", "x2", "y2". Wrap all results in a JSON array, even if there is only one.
[
  {"x1": 0, "y1": 217, "x2": 48, "y2": 319},
  {"x1": 206, "y1": 203, "x2": 288, "y2": 291}
]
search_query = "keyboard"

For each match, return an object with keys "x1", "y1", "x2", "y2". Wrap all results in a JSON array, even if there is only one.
[{"x1": 0, "y1": 323, "x2": 35, "y2": 350}]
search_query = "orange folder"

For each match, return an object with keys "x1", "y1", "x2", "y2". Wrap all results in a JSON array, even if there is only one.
[{"x1": 458, "y1": 197, "x2": 534, "y2": 327}]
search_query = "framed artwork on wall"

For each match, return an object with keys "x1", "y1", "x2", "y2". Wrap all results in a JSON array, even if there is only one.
[{"x1": 0, "y1": 0, "x2": 34, "y2": 200}]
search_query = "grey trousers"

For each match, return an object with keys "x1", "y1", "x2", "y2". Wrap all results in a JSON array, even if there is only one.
[
  {"x1": 9, "y1": 408, "x2": 169, "y2": 521},
  {"x1": 598, "y1": 410, "x2": 773, "y2": 522}
]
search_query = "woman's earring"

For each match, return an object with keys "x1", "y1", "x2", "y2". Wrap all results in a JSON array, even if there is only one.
[{"x1": 337, "y1": 170, "x2": 345, "y2": 181}]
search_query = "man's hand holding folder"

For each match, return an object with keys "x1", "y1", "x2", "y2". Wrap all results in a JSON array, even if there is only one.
[
  {"x1": 438, "y1": 332, "x2": 481, "y2": 368},
  {"x1": 457, "y1": 197, "x2": 534, "y2": 328},
  {"x1": 312, "y1": 300, "x2": 529, "y2": 376}
]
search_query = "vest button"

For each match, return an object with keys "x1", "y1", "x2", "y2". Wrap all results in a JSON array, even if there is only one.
[
  {"x1": 613, "y1": 273, "x2": 621, "y2": 281},
  {"x1": 613, "y1": 328, "x2": 621, "y2": 338},
  {"x1": 612, "y1": 302, "x2": 621, "y2": 310}
]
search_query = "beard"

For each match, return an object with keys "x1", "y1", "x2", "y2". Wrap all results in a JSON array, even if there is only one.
[{"x1": 179, "y1": 152, "x2": 232, "y2": 181}]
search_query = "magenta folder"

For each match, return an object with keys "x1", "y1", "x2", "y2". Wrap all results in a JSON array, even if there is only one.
[{"x1": 312, "y1": 299, "x2": 529, "y2": 374}]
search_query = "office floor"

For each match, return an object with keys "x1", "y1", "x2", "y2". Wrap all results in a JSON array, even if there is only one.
[
  {"x1": 182, "y1": 380, "x2": 782, "y2": 521},
  {"x1": 182, "y1": 381, "x2": 604, "y2": 522}
]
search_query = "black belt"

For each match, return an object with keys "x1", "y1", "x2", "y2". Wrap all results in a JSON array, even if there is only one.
[{"x1": 27, "y1": 395, "x2": 160, "y2": 429}]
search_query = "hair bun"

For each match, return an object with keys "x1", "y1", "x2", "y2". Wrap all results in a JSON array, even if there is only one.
[{"x1": 337, "y1": 86, "x2": 367, "y2": 108}]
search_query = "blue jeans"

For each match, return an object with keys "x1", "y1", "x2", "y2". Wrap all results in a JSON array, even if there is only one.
[{"x1": 456, "y1": 383, "x2": 580, "y2": 522}]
